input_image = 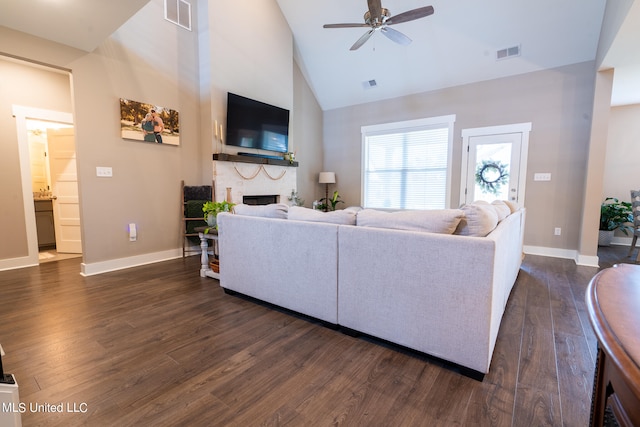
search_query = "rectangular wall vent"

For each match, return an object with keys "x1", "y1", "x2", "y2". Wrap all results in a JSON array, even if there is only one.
[
  {"x1": 496, "y1": 45, "x2": 521, "y2": 60},
  {"x1": 362, "y1": 79, "x2": 378, "y2": 90},
  {"x1": 165, "y1": 0, "x2": 192, "y2": 31}
]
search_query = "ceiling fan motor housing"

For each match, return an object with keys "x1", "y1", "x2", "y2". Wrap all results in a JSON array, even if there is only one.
[{"x1": 364, "y1": 8, "x2": 390, "y2": 26}]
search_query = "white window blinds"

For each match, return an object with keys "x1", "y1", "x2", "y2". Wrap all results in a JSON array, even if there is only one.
[{"x1": 362, "y1": 115, "x2": 455, "y2": 210}]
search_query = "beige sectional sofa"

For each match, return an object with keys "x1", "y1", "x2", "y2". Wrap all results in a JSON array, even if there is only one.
[{"x1": 217, "y1": 201, "x2": 525, "y2": 377}]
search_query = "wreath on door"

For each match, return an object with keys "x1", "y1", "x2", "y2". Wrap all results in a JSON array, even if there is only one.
[{"x1": 475, "y1": 160, "x2": 509, "y2": 195}]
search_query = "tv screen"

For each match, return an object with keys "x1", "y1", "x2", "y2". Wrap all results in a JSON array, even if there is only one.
[{"x1": 225, "y1": 93, "x2": 289, "y2": 153}]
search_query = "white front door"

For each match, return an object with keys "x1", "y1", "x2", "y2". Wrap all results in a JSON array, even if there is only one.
[
  {"x1": 47, "y1": 128, "x2": 82, "y2": 254},
  {"x1": 460, "y1": 123, "x2": 531, "y2": 206}
]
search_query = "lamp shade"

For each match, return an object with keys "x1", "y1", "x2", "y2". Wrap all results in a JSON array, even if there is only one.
[{"x1": 319, "y1": 172, "x2": 336, "y2": 184}]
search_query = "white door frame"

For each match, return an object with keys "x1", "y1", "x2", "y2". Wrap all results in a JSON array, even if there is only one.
[
  {"x1": 12, "y1": 105, "x2": 74, "y2": 267},
  {"x1": 460, "y1": 122, "x2": 532, "y2": 206}
]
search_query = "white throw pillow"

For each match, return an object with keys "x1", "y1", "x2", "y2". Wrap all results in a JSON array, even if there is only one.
[
  {"x1": 502, "y1": 199, "x2": 521, "y2": 214},
  {"x1": 233, "y1": 203, "x2": 288, "y2": 219},
  {"x1": 356, "y1": 209, "x2": 464, "y2": 234},
  {"x1": 491, "y1": 200, "x2": 511, "y2": 221},
  {"x1": 455, "y1": 203, "x2": 499, "y2": 237},
  {"x1": 288, "y1": 206, "x2": 357, "y2": 225}
]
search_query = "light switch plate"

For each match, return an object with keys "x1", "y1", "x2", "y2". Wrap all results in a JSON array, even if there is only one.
[
  {"x1": 96, "y1": 166, "x2": 113, "y2": 177},
  {"x1": 534, "y1": 173, "x2": 551, "y2": 181}
]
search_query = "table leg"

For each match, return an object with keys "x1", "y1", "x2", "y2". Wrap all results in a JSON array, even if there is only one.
[{"x1": 199, "y1": 232, "x2": 209, "y2": 278}]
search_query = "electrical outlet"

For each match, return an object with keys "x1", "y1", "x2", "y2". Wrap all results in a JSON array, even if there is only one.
[
  {"x1": 554, "y1": 227, "x2": 561, "y2": 236},
  {"x1": 96, "y1": 166, "x2": 113, "y2": 177}
]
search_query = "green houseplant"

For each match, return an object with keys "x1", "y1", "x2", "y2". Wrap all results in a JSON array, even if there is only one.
[
  {"x1": 202, "y1": 200, "x2": 235, "y2": 230},
  {"x1": 318, "y1": 190, "x2": 344, "y2": 212},
  {"x1": 599, "y1": 197, "x2": 633, "y2": 246}
]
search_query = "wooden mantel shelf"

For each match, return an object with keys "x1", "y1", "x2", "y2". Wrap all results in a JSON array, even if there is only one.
[{"x1": 213, "y1": 153, "x2": 298, "y2": 167}]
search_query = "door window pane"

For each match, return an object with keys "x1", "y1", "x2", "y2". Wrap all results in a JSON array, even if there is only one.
[{"x1": 473, "y1": 143, "x2": 511, "y2": 202}]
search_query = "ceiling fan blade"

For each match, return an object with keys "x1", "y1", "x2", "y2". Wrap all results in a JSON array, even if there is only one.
[
  {"x1": 350, "y1": 29, "x2": 375, "y2": 51},
  {"x1": 323, "y1": 23, "x2": 371, "y2": 29},
  {"x1": 386, "y1": 5, "x2": 434, "y2": 25},
  {"x1": 381, "y1": 27, "x2": 411, "y2": 46}
]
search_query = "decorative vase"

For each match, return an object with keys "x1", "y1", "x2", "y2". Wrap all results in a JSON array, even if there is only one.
[
  {"x1": 598, "y1": 229, "x2": 614, "y2": 246},
  {"x1": 226, "y1": 187, "x2": 232, "y2": 203},
  {"x1": 206, "y1": 214, "x2": 217, "y2": 228}
]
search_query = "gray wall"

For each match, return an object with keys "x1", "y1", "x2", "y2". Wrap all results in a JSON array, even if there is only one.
[
  {"x1": 605, "y1": 103, "x2": 640, "y2": 199},
  {"x1": 0, "y1": 0, "x2": 322, "y2": 272},
  {"x1": 323, "y1": 61, "x2": 597, "y2": 252},
  {"x1": 0, "y1": 58, "x2": 73, "y2": 260}
]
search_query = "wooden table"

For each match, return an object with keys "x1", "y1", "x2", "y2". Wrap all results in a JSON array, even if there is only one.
[
  {"x1": 194, "y1": 226, "x2": 219, "y2": 280},
  {"x1": 587, "y1": 263, "x2": 640, "y2": 427}
]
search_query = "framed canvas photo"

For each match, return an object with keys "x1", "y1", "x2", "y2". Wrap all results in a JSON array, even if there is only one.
[{"x1": 120, "y1": 98, "x2": 180, "y2": 146}]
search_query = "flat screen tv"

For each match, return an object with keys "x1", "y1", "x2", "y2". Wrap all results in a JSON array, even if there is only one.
[{"x1": 225, "y1": 92, "x2": 289, "y2": 154}]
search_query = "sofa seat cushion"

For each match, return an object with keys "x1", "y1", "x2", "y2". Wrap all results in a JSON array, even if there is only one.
[
  {"x1": 455, "y1": 203, "x2": 499, "y2": 237},
  {"x1": 288, "y1": 206, "x2": 357, "y2": 225},
  {"x1": 233, "y1": 203, "x2": 288, "y2": 219},
  {"x1": 356, "y1": 209, "x2": 464, "y2": 234}
]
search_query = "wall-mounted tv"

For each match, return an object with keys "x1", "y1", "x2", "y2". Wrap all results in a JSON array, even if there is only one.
[{"x1": 225, "y1": 92, "x2": 289, "y2": 154}]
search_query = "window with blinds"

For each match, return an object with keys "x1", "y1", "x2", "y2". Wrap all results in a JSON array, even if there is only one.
[{"x1": 362, "y1": 115, "x2": 456, "y2": 210}]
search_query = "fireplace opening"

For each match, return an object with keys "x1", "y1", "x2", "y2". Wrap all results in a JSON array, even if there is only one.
[{"x1": 243, "y1": 195, "x2": 278, "y2": 206}]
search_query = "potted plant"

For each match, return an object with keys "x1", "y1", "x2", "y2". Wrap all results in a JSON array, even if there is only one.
[
  {"x1": 202, "y1": 200, "x2": 235, "y2": 230},
  {"x1": 318, "y1": 190, "x2": 344, "y2": 212},
  {"x1": 599, "y1": 197, "x2": 633, "y2": 246}
]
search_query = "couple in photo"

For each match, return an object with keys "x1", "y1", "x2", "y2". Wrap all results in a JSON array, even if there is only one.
[{"x1": 141, "y1": 109, "x2": 164, "y2": 143}]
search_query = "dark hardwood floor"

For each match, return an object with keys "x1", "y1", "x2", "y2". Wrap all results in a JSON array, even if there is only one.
[{"x1": 0, "y1": 246, "x2": 634, "y2": 426}]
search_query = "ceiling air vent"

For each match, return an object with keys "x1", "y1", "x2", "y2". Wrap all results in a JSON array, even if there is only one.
[
  {"x1": 362, "y1": 79, "x2": 378, "y2": 90},
  {"x1": 496, "y1": 45, "x2": 520, "y2": 60},
  {"x1": 165, "y1": 0, "x2": 192, "y2": 31}
]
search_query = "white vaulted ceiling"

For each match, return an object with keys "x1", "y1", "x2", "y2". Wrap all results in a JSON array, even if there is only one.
[
  {"x1": 1, "y1": 0, "x2": 639, "y2": 110},
  {"x1": 0, "y1": 0, "x2": 150, "y2": 53},
  {"x1": 276, "y1": 0, "x2": 640, "y2": 110}
]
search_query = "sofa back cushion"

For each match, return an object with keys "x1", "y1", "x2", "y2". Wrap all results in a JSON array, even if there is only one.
[
  {"x1": 288, "y1": 206, "x2": 357, "y2": 225},
  {"x1": 356, "y1": 209, "x2": 464, "y2": 234},
  {"x1": 233, "y1": 203, "x2": 289, "y2": 219},
  {"x1": 455, "y1": 203, "x2": 499, "y2": 237},
  {"x1": 491, "y1": 200, "x2": 511, "y2": 221}
]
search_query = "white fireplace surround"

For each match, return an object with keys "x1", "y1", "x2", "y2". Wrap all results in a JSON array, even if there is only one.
[{"x1": 213, "y1": 160, "x2": 296, "y2": 206}]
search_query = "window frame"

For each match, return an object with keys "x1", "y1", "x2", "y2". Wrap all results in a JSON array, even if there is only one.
[{"x1": 360, "y1": 114, "x2": 456, "y2": 210}]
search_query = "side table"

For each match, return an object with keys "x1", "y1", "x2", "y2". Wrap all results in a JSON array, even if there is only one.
[
  {"x1": 586, "y1": 263, "x2": 640, "y2": 427},
  {"x1": 194, "y1": 227, "x2": 219, "y2": 280}
]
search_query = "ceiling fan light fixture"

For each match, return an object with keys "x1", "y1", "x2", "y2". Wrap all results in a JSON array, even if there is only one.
[{"x1": 323, "y1": 1, "x2": 434, "y2": 51}]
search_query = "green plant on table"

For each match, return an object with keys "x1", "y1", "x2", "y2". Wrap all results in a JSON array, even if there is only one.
[{"x1": 202, "y1": 200, "x2": 235, "y2": 232}]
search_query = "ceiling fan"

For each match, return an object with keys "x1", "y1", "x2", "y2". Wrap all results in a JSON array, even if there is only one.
[{"x1": 323, "y1": 0, "x2": 434, "y2": 51}]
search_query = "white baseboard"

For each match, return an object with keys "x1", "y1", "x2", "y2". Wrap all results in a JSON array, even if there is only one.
[
  {"x1": 575, "y1": 254, "x2": 600, "y2": 268},
  {"x1": 81, "y1": 248, "x2": 183, "y2": 276},
  {"x1": 523, "y1": 245, "x2": 600, "y2": 268},
  {"x1": 0, "y1": 255, "x2": 38, "y2": 272},
  {"x1": 611, "y1": 236, "x2": 632, "y2": 246},
  {"x1": 524, "y1": 245, "x2": 578, "y2": 260}
]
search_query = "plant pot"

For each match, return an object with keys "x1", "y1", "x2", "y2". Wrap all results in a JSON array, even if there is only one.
[
  {"x1": 206, "y1": 214, "x2": 217, "y2": 227},
  {"x1": 598, "y1": 229, "x2": 614, "y2": 247}
]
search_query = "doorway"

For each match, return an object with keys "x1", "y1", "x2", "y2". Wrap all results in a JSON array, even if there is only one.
[
  {"x1": 14, "y1": 105, "x2": 82, "y2": 265},
  {"x1": 460, "y1": 123, "x2": 531, "y2": 206}
]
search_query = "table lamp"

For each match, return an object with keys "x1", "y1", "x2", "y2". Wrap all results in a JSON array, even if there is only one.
[{"x1": 318, "y1": 172, "x2": 336, "y2": 212}]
